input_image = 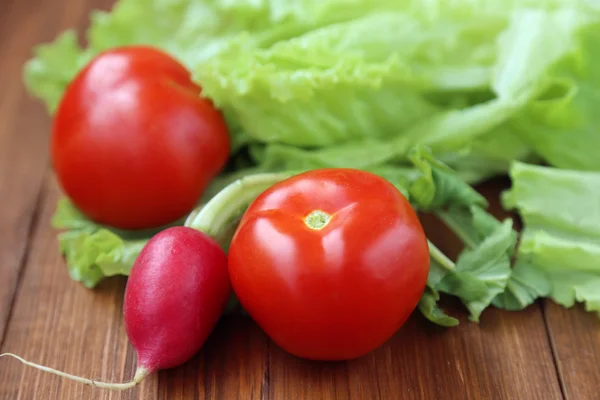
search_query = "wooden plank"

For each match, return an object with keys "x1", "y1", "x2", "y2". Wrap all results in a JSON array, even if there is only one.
[
  {"x1": 0, "y1": 0, "x2": 115, "y2": 342},
  {"x1": 0, "y1": 181, "x2": 157, "y2": 400},
  {"x1": 0, "y1": 0, "x2": 56, "y2": 343},
  {"x1": 544, "y1": 302, "x2": 600, "y2": 400},
  {"x1": 193, "y1": 316, "x2": 269, "y2": 400},
  {"x1": 156, "y1": 316, "x2": 269, "y2": 400}
]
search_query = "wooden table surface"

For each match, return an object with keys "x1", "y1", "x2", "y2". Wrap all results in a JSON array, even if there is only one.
[{"x1": 1, "y1": 1, "x2": 599, "y2": 399}]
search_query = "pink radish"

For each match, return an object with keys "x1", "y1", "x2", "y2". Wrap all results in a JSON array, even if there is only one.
[
  {"x1": 124, "y1": 226, "x2": 231, "y2": 374},
  {"x1": 1, "y1": 226, "x2": 231, "y2": 390}
]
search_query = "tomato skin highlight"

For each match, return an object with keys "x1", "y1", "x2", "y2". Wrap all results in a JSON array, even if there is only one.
[
  {"x1": 124, "y1": 227, "x2": 231, "y2": 372},
  {"x1": 52, "y1": 46, "x2": 230, "y2": 230},
  {"x1": 228, "y1": 169, "x2": 430, "y2": 361}
]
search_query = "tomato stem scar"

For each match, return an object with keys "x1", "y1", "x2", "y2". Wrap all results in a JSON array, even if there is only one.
[{"x1": 304, "y1": 210, "x2": 331, "y2": 230}]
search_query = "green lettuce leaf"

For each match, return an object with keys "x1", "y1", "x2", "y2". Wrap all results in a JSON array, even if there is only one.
[
  {"x1": 52, "y1": 199, "x2": 152, "y2": 288},
  {"x1": 28, "y1": 0, "x2": 596, "y2": 175},
  {"x1": 436, "y1": 126, "x2": 534, "y2": 184},
  {"x1": 407, "y1": 147, "x2": 487, "y2": 211},
  {"x1": 23, "y1": 32, "x2": 93, "y2": 113},
  {"x1": 418, "y1": 287, "x2": 459, "y2": 327},
  {"x1": 492, "y1": 258, "x2": 551, "y2": 311},
  {"x1": 491, "y1": 8, "x2": 591, "y2": 100},
  {"x1": 510, "y1": 20, "x2": 600, "y2": 170},
  {"x1": 436, "y1": 215, "x2": 515, "y2": 321},
  {"x1": 25, "y1": 0, "x2": 230, "y2": 112},
  {"x1": 501, "y1": 162, "x2": 600, "y2": 314},
  {"x1": 503, "y1": 162, "x2": 600, "y2": 242},
  {"x1": 195, "y1": 6, "x2": 516, "y2": 148},
  {"x1": 24, "y1": 0, "x2": 429, "y2": 114},
  {"x1": 24, "y1": 0, "x2": 360, "y2": 112},
  {"x1": 420, "y1": 241, "x2": 460, "y2": 326},
  {"x1": 512, "y1": 232, "x2": 600, "y2": 314},
  {"x1": 408, "y1": 148, "x2": 515, "y2": 322}
]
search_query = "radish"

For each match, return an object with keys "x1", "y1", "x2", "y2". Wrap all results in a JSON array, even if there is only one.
[{"x1": 1, "y1": 226, "x2": 231, "y2": 390}]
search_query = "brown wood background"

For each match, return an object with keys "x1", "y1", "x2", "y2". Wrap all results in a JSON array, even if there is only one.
[{"x1": 0, "y1": 0, "x2": 598, "y2": 399}]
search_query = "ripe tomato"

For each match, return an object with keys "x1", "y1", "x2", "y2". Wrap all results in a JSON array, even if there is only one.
[
  {"x1": 228, "y1": 169, "x2": 430, "y2": 361},
  {"x1": 51, "y1": 46, "x2": 230, "y2": 230}
]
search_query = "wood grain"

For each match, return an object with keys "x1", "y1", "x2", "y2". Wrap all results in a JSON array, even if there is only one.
[
  {"x1": 0, "y1": 0, "x2": 114, "y2": 343},
  {"x1": 544, "y1": 302, "x2": 600, "y2": 400},
  {"x1": 0, "y1": 182, "x2": 147, "y2": 400},
  {"x1": 0, "y1": 0, "x2": 55, "y2": 343}
]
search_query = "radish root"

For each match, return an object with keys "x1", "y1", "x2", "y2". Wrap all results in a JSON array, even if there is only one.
[{"x1": 0, "y1": 353, "x2": 148, "y2": 391}]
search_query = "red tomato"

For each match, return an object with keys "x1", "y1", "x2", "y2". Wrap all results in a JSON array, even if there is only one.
[
  {"x1": 228, "y1": 169, "x2": 430, "y2": 361},
  {"x1": 51, "y1": 46, "x2": 230, "y2": 230}
]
